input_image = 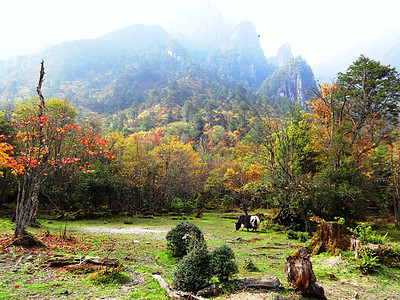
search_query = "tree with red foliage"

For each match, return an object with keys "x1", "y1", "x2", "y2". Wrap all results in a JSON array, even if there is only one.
[{"x1": 5, "y1": 61, "x2": 112, "y2": 246}]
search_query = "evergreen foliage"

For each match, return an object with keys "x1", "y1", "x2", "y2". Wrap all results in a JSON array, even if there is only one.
[
  {"x1": 210, "y1": 245, "x2": 238, "y2": 282},
  {"x1": 174, "y1": 237, "x2": 212, "y2": 292},
  {"x1": 171, "y1": 225, "x2": 238, "y2": 292},
  {"x1": 166, "y1": 222, "x2": 205, "y2": 258}
]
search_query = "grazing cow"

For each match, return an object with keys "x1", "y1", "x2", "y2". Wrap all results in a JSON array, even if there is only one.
[{"x1": 235, "y1": 215, "x2": 260, "y2": 232}]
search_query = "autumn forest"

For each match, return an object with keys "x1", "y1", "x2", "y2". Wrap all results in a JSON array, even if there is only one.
[{"x1": 1, "y1": 52, "x2": 400, "y2": 243}]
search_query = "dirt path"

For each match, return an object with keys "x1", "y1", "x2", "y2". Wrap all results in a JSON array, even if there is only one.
[{"x1": 84, "y1": 226, "x2": 169, "y2": 235}]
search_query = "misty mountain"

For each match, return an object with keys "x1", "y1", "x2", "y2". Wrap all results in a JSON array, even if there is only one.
[
  {"x1": 205, "y1": 21, "x2": 275, "y2": 89},
  {"x1": 169, "y1": 0, "x2": 273, "y2": 89},
  {"x1": 0, "y1": 3, "x2": 317, "y2": 116},
  {"x1": 267, "y1": 43, "x2": 294, "y2": 67},
  {"x1": 0, "y1": 25, "x2": 212, "y2": 114}
]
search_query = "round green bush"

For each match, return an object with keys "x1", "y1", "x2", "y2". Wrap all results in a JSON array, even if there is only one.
[
  {"x1": 166, "y1": 222, "x2": 204, "y2": 258},
  {"x1": 210, "y1": 245, "x2": 238, "y2": 282},
  {"x1": 174, "y1": 242, "x2": 212, "y2": 292}
]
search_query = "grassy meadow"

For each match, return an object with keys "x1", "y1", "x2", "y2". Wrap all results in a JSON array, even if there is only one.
[{"x1": 0, "y1": 212, "x2": 399, "y2": 299}]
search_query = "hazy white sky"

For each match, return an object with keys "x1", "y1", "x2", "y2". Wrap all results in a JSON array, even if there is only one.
[{"x1": 1, "y1": 0, "x2": 400, "y2": 66}]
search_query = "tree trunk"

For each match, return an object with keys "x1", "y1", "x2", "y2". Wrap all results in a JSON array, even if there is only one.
[
  {"x1": 11, "y1": 60, "x2": 47, "y2": 247},
  {"x1": 390, "y1": 149, "x2": 400, "y2": 228},
  {"x1": 14, "y1": 176, "x2": 41, "y2": 238},
  {"x1": 394, "y1": 193, "x2": 400, "y2": 228}
]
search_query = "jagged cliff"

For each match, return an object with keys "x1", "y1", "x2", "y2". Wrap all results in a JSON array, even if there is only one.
[{"x1": 259, "y1": 45, "x2": 317, "y2": 107}]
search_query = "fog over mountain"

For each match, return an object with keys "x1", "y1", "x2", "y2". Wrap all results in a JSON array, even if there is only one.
[
  {"x1": 314, "y1": 27, "x2": 400, "y2": 83},
  {"x1": 8, "y1": 0, "x2": 387, "y2": 116},
  {"x1": 169, "y1": 0, "x2": 231, "y2": 39}
]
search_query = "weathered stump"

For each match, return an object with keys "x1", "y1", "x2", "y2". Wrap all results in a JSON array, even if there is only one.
[
  {"x1": 307, "y1": 222, "x2": 350, "y2": 255},
  {"x1": 285, "y1": 247, "x2": 326, "y2": 300}
]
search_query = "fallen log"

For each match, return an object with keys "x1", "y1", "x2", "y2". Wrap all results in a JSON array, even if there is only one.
[
  {"x1": 274, "y1": 242, "x2": 298, "y2": 248},
  {"x1": 152, "y1": 275, "x2": 183, "y2": 299},
  {"x1": 153, "y1": 274, "x2": 281, "y2": 298},
  {"x1": 248, "y1": 254, "x2": 282, "y2": 259},
  {"x1": 220, "y1": 215, "x2": 242, "y2": 219},
  {"x1": 152, "y1": 275, "x2": 206, "y2": 300},
  {"x1": 237, "y1": 276, "x2": 281, "y2": 290},
  {"x1": 197, "y1": 284, "x2": 221, "y2": 297},
  {"x1": 44, "y1": 255, "x2": 119, "y2": 268},
  {"x1": 252, "y1": 246, "x2": 291, "y2": 250}
]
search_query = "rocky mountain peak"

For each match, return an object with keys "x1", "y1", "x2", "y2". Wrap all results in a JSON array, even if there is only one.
[
  {"x1": 229, "y1": 21, "x2": 259, "y2": 46},
  {"x1": 275, "y1": 43, "x2": 294, "y2": 66},
  {"x1": 267, "y1": 43, "x2": 294, "y2": 67}
]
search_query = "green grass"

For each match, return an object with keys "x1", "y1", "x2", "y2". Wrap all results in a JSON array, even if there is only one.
[
  {"x1": 1, "y1": 212, "x2": 400, "y2": 299},
  {"x1": 130, "y1": 273, "x2": 169, "y2": 299},
  {"x1": 0, "y1": 292, "x2": 12, "y2": 299}
]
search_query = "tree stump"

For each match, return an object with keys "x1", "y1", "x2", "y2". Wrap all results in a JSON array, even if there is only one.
[
  {"x1": 285, "y1": 247, "x2": 326, "y2": 300},
  {"x1": 307, "y1": 222, "x2": 350, "y2": 255}
]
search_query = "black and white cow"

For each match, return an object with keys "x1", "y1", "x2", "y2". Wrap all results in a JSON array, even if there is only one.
[{"x1": 235, "y1": 215, "x2": 260, "y2": 232}]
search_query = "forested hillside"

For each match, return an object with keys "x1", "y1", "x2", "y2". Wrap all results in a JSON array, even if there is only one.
[
  {"x1": 1, "y1": 2, "x2": 400, "y2": 240},
  {"x1": 2, "y1": 2, "x2": 400, "y2": 299},
  {"x1": 0, "y1": 15, "x2": 316, "y2": 115},
  {"x1": 1, "y1": 53, "x2": 400, "y2": 234}
]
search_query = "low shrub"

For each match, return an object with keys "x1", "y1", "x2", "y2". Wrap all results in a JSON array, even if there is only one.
[
  {"x1": 242, "y1": 259, "x2": 259, "y2": 272},
  {"x1": 170, "y1": 225, "x2": 239, "y2": 291},
  {"x1": 297, "y1": 231, "x2": 310, "y2": 242},
  {"x1": 210, "y1": 245, "x2": 238, "y2": 282},
  {"x1": 166, "y1": 222, "x2": 204, "y2": 258},
  {"x1": 286, "y1": 230, "x2": 297, "y2": 240},
  {"x1": 174, "y1": 240, "x2": 212, "y2": 292},
  {"x1": 270, "y1": 224, "x2": 283, "y2": 231}
]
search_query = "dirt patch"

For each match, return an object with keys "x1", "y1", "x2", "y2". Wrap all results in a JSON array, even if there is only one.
[
  {"x1": 250, "y1": 238, "x2": 262, "y2": 243},
  {"x1": 84, "y1": 226, "x2": 169, "y2": 235}
]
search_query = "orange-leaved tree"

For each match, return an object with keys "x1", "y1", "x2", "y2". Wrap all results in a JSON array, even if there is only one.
[
  {"x1": 6, "y1": 62, "x2": 112, "y2": 246},
  {"x1": 0, "y1": 137, "x2": 24, "y2": 176},
  {"x1": 108, "y1": 129, "x2": 204, "y2": 213}
]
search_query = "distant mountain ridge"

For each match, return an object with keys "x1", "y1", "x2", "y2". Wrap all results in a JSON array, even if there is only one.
[{"x1": 0, "y1": 5, "x2": 317, "y2": 115}]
